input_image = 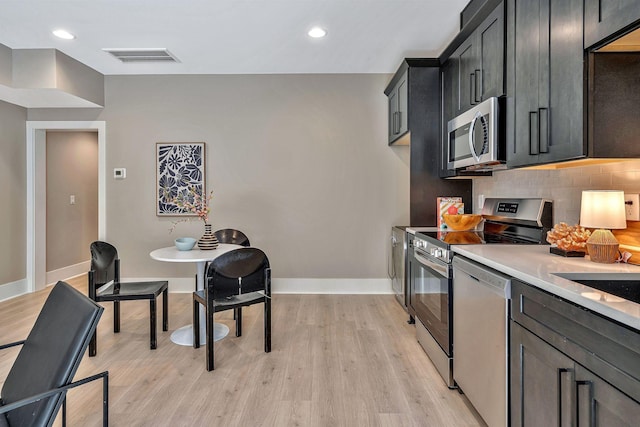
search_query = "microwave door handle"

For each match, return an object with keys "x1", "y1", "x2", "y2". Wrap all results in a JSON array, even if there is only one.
[{"x1": 468, "y1": 112, "x2": 481, "y2": 161}]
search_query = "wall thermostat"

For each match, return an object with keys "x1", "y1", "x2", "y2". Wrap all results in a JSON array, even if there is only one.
[{"x1": 114, "y1": 168, "x2": 126, "y2": 179}]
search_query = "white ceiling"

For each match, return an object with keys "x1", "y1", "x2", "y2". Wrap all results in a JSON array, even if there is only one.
[{"x1": 0, "y1": 0, "x2": 469, "y2": 75}]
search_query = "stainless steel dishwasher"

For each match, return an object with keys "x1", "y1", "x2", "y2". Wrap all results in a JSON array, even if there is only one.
[{"x1": 452, "y1": 255, "x2": 511, "y2": 427}]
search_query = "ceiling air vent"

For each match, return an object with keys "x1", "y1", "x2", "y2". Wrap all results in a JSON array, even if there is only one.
[{"x1": 102, "y1": 48, "x2": 179, "y2": 63}]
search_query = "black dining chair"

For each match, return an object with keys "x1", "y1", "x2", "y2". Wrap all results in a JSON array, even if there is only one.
[
  {"x1": 0, "y1": 281, "x2": 109, "y2": 427},
  {"x1": 88, "y1": 241, "x2": 169, "y2": 356},
  {"x1": 211, "y1": 229, "x2": 251, "y2": 321},
  {"x1": 192, "y1": 247, "x2": 271, "y2": 371},
  {"x1": 214, "y1": 228, "x2": 250, "y2": 247}
]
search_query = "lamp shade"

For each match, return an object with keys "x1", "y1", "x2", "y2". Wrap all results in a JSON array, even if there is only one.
[{"x1": 579, "y1": 190, "x2": 627, "y2": 229}]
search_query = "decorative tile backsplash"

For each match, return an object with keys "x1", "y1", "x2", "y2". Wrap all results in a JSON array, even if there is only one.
[{"x1": 472, "y1": 160, "x2": 640, "y2": 224}]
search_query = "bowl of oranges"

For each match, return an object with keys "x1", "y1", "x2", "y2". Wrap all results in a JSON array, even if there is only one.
[{"x1": 442, "y1": 213, "x2": 484, "y2": 231}]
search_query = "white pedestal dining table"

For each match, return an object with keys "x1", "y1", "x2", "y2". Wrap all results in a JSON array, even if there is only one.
[{"x1": 149, "y1": 243, "x2": 241, "y2": 346}]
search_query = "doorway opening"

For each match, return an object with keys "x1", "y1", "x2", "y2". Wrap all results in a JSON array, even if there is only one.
[
  {"x1": 26, "y1": 121, "x2": 106, "y2": 292},
  {"x1": 45, "y1": 130, "x2": 99, "y2": 285}
]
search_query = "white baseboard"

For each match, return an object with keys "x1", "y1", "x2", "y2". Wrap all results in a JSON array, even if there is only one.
[
  {"x1": 0, "y1": 277, "x2": 393, "y2": 300},
  {"x1": 128, "y1": 277, "x2": 393, "y2": 294},
  {"x1": 46, "y1": 260, "x2": 91, "y2": 286},
  {"x1": 0, "y1": 279, "x2": 29, "y2": 302}
]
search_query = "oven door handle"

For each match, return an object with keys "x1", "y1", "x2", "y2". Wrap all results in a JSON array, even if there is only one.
[{"x1": 414, "y1": 251, "x2": 448, "y2": 278}]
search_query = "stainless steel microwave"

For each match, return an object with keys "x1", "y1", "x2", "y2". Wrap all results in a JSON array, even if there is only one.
[{"x1": 447, "y1": 97, "x2": 505, "y2": 171}]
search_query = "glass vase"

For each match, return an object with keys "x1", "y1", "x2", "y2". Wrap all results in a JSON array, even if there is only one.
[{"x1": 198, "y1": 223, "x2": 219, "y2": 250}]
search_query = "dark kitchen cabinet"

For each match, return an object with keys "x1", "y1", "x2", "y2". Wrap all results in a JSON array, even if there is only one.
[
  {"x1": 452, "y1": 3, "x2": 505, "y2": 115},
  {"x1": 506, "y1": 0, "x2": 586, "y2": 168},
  {"x1": 387, "y1": 70, "x2": 409, "y2": 144},
  {"x1": 385, "y1": 59, "x2": 472, "y2": 225},
  {"x1": 439, "y1": 59, "x2": 458, "y2": 178},
  {"x1": 574, "y1": 364, "x2": 640, "y2": 427},
  {"x1": 511, "y1": 322, "x2": 640, "y2": 427},
  {"x1": 588, "y1": 52, "x2": 640, "y2": 158},
  {"x1": 510, "y1": 280, "x2": 640, "y2": 427},
  {"x1": 511, "y1": 321, "x2": 576, "y2": 427},
  {"x1": 585, "y1": 0, "x2": 640, "y2": 48},
  {"x1": 439, "y1": 4, "x2": 503, "y2": 178},
  {"x1": 454, "y1": 38, "x2": 476, "y2": 115}
]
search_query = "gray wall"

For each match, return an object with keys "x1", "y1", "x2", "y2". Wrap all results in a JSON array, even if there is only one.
[
  {"x1": 46, "y1": 131, "x2": 98, "y2": 271},
  {"x1": 30, "y1": 74, "x2": 410, "y2": 281},
  {"x1": 0, "y1": 100, "x2": 27, "y2": 285}
]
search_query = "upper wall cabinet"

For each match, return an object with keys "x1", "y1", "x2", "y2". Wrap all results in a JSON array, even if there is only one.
[
  {"x1": 584, "y1": 0, "x2": 640, "y2": 48},
  {"x1": 384, "y1": 59, "x2": 440, "y2": 146},
  {"x1": 386, "y1": 70, "x2": 409, "y2": 144},
  {"x1": 439, "y1": 2, "x2": 504, "y2": 177},
  {"x1": 506, "y1": 0, "x2": 585, "y2": 168},
  {"x1": 451, "y1": 3, "x2": 505, "y2": 116}
]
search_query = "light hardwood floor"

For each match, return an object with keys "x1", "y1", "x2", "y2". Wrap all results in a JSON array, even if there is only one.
[{"x1": 0, "y1": 276, "x2": 485, "y2": 426}]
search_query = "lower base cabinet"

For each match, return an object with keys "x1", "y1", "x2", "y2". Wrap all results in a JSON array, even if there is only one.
[
  {"x1": 510, "y1": 280, "x2": 640, "y2": 427},
  {"x1": 511, "y1": 322, "x2": 640, "y2": 427}
]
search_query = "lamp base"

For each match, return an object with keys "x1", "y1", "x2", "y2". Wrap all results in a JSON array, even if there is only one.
[{"x1": 586, "y1": 229, "x2": 619, "y2": 264}]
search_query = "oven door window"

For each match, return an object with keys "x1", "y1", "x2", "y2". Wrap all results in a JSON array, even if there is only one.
[{"x1": 410, "y1": 251, "x2": 451, "y2": 355}]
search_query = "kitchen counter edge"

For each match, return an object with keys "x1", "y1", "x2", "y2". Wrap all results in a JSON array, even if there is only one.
[{"x1": 452, "y1": 244, "x2": 640, "y2": 331}]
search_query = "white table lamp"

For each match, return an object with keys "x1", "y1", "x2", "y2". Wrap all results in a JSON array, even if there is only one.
[{"x1": 580, "y1": 190, "x2": 627, "y2": 263}]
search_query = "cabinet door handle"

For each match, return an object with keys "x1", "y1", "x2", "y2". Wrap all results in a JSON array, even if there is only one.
[
  {"x1": 470, "y1": 73, "x2": 476, "y2": 105},
  {"x1": 474, "y1": 69, "x2": 481, "y2": 103},
  {"x1": 557, "y1": 368, "x2": 575, "y2": 427},
  {"x1": 576, "y1": 380, "x2": 595, "y2": 427},
  {"x1": 397, "y1": 111, "x2": 402, "y2": 134},
  {"x1": 538, "y1": 107, "x2": 549, "y2": 153},
  {"x1": 392, "y1": 111, "x2": 398, "y2": 135},
  {"x1": 529, "y1": 111, "x2": 539, "y2": 155}
]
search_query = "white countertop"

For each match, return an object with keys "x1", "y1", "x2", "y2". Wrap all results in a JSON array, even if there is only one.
[{"x1": 452, "y1": 244, "x2": 640, "y2": 330}]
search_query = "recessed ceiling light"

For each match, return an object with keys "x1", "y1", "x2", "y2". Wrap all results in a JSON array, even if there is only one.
[
  {"x1": 52, "y1": 29, "x2": 75, "y2": 40},
  {"x1": 308, "y1": 27, "x2": 327, "y2": 38}
]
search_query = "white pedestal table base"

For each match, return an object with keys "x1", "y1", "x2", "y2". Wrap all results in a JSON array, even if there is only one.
[{"x1": 170, "y1": 322, "x2": 230, "y2": 346}]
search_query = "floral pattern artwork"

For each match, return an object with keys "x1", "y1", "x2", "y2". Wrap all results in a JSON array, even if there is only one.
[{"x1": 156, "y1": 143, "x2": 205, "y2": 216}]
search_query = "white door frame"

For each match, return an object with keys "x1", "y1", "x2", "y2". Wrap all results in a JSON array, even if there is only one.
[{"x1": 26, "y1": 121, "x2": 106, "y2": 292}]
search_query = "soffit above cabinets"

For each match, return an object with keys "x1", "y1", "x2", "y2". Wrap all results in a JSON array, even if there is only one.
[{"x1": 0, "y1": 44, "x2": 104, "y2": 108}]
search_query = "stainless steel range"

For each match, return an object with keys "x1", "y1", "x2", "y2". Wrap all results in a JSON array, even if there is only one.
[{"x1": 408, "y1": 198, "x2": 552, "y2": 388}]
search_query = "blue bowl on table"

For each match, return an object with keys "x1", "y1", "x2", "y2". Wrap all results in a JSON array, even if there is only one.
[{"x1": 174, "y1": 237, "x2": 197, "y2": 251}]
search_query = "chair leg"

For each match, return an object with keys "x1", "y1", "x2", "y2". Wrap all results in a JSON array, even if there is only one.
[
  {"x1": 236, "y1": 307, "x2": 242, "y2": 337},
  {"x1": 162, "y1": 289, "x2": 168, "y2": 331},
  {"x1": 193, "y1": 296, "x2": 200, "y2": 349},
  {"x1": 62, "y1": 395, "x2": 67, "y2": 427},
  {"x1": 113, "y1": 301, "x2": 121, "y2": 333},
  {"x1": 150, "y1": 299, "x2": 157, "y2": 350},
  {"x1": 89, "y1": 330, "x2": 97, "y2": 357},
  {"x1": 103, "y1": 372, "x2": 109, "y2": 427},
  {"x1": 206, "y1": 303, "x2": 214, "y2": 371},
  {"x1": 265, "y1": 298, "x2": 271, "y2": 353}
]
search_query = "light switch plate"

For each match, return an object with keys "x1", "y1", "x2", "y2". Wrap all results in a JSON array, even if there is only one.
[
  {"x1": 114, "y1": 168, "x2": 126, "y2": 179},
  {"x1": 624, "y1": 193, "x2": 640, "y2": 221}
]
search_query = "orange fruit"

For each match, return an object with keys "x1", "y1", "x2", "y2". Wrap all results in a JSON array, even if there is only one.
[{"x1": 442, "y1": 214, "x2": 483, "y2": 231}]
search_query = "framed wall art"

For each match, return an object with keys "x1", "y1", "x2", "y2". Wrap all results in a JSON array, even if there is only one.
[{"x1": 156, "y1": 142, "x2": 206, "y2": 216}]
